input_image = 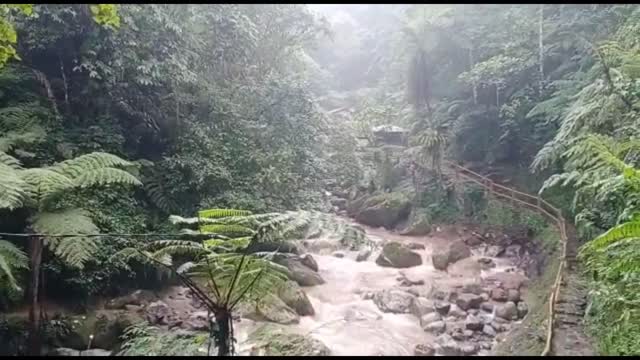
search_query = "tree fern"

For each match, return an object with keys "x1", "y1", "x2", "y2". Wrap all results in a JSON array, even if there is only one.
[
  {"x1": 198, "y1": 208, "x2": 253, "y2": 219},
  {"x1": 30, "y1": 209, "x2": 100, "y2": 268},
  {"x1": 72, "y1": 167, "x2": 142, "y2": 188},
  {"x1": 19, "y1": 168, "x2": 75, "y2": 206},
  {"x1": 0, "y1": 240, "x2": 28, "y2": 290},
  {"x1": 0, "y1": 162, "x2": 27, "y2": 210},
  {"x1": 52, "y1": 152, "x2": 135, "y2": 179}
]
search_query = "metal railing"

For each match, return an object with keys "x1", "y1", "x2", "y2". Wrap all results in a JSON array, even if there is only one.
[{"x1": 445, "y1": 160, "x2": 568, "y2": 356}]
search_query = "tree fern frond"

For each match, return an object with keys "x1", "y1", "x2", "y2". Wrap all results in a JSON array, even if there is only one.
[
  {"x1": 19, "y1": 168, "x2": 74, "y2": 205},
  {"x1": 198, "y1": 208, "x2": 253, "y2": 219},
  {"x1": 199, "y1": 224, "x2": 255, "y2": 238},
  {"x1": 0, "y1": 151, "x2": 22, "y2": 169},
  {"x1": 0, "y1": 240, "x2": 28, "y2": 290},
  {"x1": 72, "y1": 167, "x2": 142, "y2": 188},
  {"x1": 582, "y1": 220, "x2": 640, "y2": 254},
  {"x1": 31, "y1": 209, "x2": 100, "y2": 268},
  {"x1": 0, "y1": 163, "x2": 27, "y2": 210},
  {"x1": 53, "y1": 152, "x2": 135, "y2": 178},
  {"x1": 144, "y1": 176, "x2": 179, "y2": 213}
]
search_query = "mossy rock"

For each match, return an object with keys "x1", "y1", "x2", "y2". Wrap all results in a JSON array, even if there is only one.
[
  {"x1": 376, "y1": 241, "x2": 422, "y2": 268},
  {"x1": 277, "y1": 280, "x2": 314, "y2": 316},
  {"x1": 401, "y1": 211, "x2": 432, "y2": 236},
  {"x1": 354, "y1": 192, "x2": 411, "y2": 229},
  {"x1": 244, "y1": 293, "x2": 300, "y2": 325},
  {"x1": 248, "y1": 323, "x2": 331, "y2": 356},
  {"x1": 118, "y1": 329, "x2": 209, "y2": 356}
]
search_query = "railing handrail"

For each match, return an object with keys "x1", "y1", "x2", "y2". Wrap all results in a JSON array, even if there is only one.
[{"x1": 444, "y1": 160, "x2": 568, "y2": 357}]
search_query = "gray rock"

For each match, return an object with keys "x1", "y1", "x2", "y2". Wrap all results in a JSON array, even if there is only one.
[
  {"x1": 373, "y1": 289, "x2": 415, "y2": 313},
  {"x1": 353, "y1": 192, "x2": 411, "y2": 229},
  {"x1": 51, "y1": 348, "x2": 81, "y2": 356},
  {"x1": 105, "y1": 289, "x2": 157, "y2": 309},
  {"x1": 356, "y1": 248, "x2": 371, "y2": 262},
  {"x1": 420, "y1": 312, "x2": 442, "y2": 327},
  {"x1": 423, "y1": 320, "x2": 446, "y2": 334},
  {"x1": 252, "y1": 293, "x2": 300, "y2": 325},
  {"x1": 410, "y1": 297, "x2": 435, "y2": 318},
  {"x1": 482, "y1": 324, "x2": 496, "y2": 337},
  {"x1": 465, "y1": 314, "x2": 483, "y2": 331},
  {"x1": 300, "y1": 254, "x2": 319, "y2": 272},
  {"x1": 277, "y1": 256, "x2": 325, "y2": 286},
  {"x1": 462, "y1": 344, "x2": 479, "y2": 356},
  {"x1": 332, "y1": 251, "x2": 345, "y2": 258},
  {"x1": 480, "y1": 302, "x2": 494, "y2": 313},
  {"x1": 456, "y1": 293, "x2": 483, "y2": 310},
  {"x1": 463, "y1": 329, "x2": 474, "y2": 338},
  {"x1": 517, "y1": 302, "x2": 529, "y2": 319},
  {"x1": 81, "y1": 349, "x2": 111, "y2": 356},
  {"x1": 468, "y1": 309, "x2": 479, "y2": 316},
  {"x1": 484, "y1": 245, "x2": 504, "y2": 257},
  {"x1": 145, "y1": 301, "x2": 178, "y2": 326},
  {"x1": 432, "y1": 240, "x2": 471, "y2": 271},
  {"x1": 478, "y1": 312, "x2": 493, "y2": 324},
  {"x1": 451, "y1": 327, "x2": 465, "y2": 341},
  {"x1": 496, "y1": 301, "x2": 518, "y2": 320},
  {"x1": 505, "y1": 245, "x2": 522, "y2": 258},
  {"x1": 414, "y1": 344, "x2": 436, "y2": 356},
  {"x1": 462, "y1": 282, "x2": 484, "y2": 295},
  {"x1": 434, "y1": 301, "x2": 451, "y2": 316},
  {"x1": 183, "y1": 311, "x2": 212, "y2": 331},
  {"x1": 477, "y1": 257, "x2": 496, "y2": 269},
  {"x1": 436, "y1": 334, "x2": 464, "y2": 356},
  {"x1": 376, "y1": 242, "x2": 422, "y2": 268},
  {"x1": 480, "y1": 293, "x2": 490, "y2": 302},
  {"x1": 278, "y1": 280, "x2": 315, "y2": 316},
  {"x1": 507, "y1": 289, "x2": 520, "y2": 302},
  {"x1": 448, "y1": 304, "x2": 467, "y2": 318},
  {"x1": 490, "y1": 288, "x2": 508, "y2": 302},
  {"x1": 408, "y1": 242, "x2": 426, "y2": 250}
]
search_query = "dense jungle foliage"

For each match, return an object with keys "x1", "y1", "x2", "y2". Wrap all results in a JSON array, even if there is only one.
[{"x1": 0, "y1": 3, "x2": 639, "y2": 356}]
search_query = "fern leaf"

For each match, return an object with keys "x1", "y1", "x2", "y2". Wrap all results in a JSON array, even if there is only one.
[
  {"x1": 20, "y1": 168, "x2": 74, "y2": 205},
  {"x1": 0, "y1": 163, "x2": 27, "y2": 210},
  {"x1": 31, "y1": 209, "x2": 100, "y2": 268},
  {"x1": 198, "y1": 224, "x2": 255, "y2": 238},
  {"x1": 53, "y1": 152, "x2": 135, "y2": 178},
  {"x1": 0, "y1": 240, "x2": 27, "y2": 290},
  {"x1": 584, "y1": 220, "x2": 640, "y2": 252},
  {"x1": 73, "y1": 167, "x2": 142, "y2": 188},
  {"x1": 198, "y1": 208, "x2": 253, "y2": 219},
  {"x1": 0, "y1": 152, "x2": 22, "y2": 169}
]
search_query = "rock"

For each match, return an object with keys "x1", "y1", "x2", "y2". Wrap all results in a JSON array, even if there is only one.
[
  {"x1": 462, "y1": 282, "x2": 484, "y2": 295},
  {"x1": 505, "y1": 245, "x2": 522, "y2": 258},
  {"x1": 468, "y1": 309, "x2": 479, "y2": 316},
  {"x1": 496, "y1": 301, "x2": 518, "y2": 320},
  {"x1": 434, "y1": 301, "x2": 451, "y2": 316},
  {"x1": 332, "y1": 251, "x2": 345, "y2": 258},
  {"x1": 462, "y1": 344, "x2": 479, "y2": 355},
  {"x1": 517, "y1": 302, "x2": 529, "y2": 319},
  {"x1": 278, "y1": 280, "x2": 315, "y2": 316},
  {"x1": 448, "y1": 304, "x2": 467, "y2": 318},
  {"x1": 373, "y1": 289, "x2": 415, "y2": 313},
  {"x1": 276, "y1": 256, "x2": 325, "y2": 286},
  {"x1": 81, "y1": 349, "x2": 111, "y2": 356},
  {"x1": 145, "y1": 301, "x2": 178, "y2": 326},
  {"x1": 436, "y1": 334, "x2": 464, "y2": 356},
  {"x1": 482, "y1": 324, "x2": 496, "y2": 337},
  {"x1": 401, "y1": 213, "x2": 432, "y2": 236},
  {"x1": 183, "y1": 311, "x2": 212, "y2": 331},
  {"x1": 51, "y1": 348, "x2": 81, "y2": 356},
  {"x1": 414, "y1": 344, "x2": 436, "y2": 356},
  {"x1": 491, "y1": 321, "x2": 510, "y2": 332},
  {"x1": 354, "y1": 192, "x2": 411, "y2": 229},
  {"x1": 465, "y1": 314, "x2": 483, "y2": 331},
  {"x1": 456, "y1": 294, "x2": 483, "y2": 310},
  {"x1": 484, "y1": 245, "x2": 504, "y2": 257},
  {"x1": 124, "y1": 304, "x2": 142, "y2": 312},
  {"x1": 247, "y1": 323, "x2": 331, "y2": 356},
  {"x1": 247, "y1": 241, "x2": 299, "y2": 255},
  {"x1": 450, "y1": 327, "x2": 465, "y2": 341},
  {"x1": 376, "y1": 242, "x2": 422, "y2": 268},
  {"x1": 464, "y1": 235, "x2": 483, "y2": 247},
  {"x1": 356, "y1": 248, "x2": 371, "y2": 262},
  {"x1": 463, "y1": 329, "x2": 474, "y2": 338},
  {"x1": 485, "y1": 272, "x2": 529, "y2": 291},
  {"x1": 420, "y1": 312, "x2": 442, "y2": 327},
  {"x1": 490, "y1": 288, "x2": 508, "y2": 302},
  {"x1": 480, "y1": 293, "x2": 490, "y2": 302},
  {"x1": 507, "y1": 289, "x2": 520, "y2": 302},
  {"x1": 398, "y1": 272, "x2": 425, "y2": 286},
  {"x1": 422, "y1": 320, "x2": 446, "y2": 334},
  {"x1": 431, "y1": 240, "x2": 471, "y2": 270},
  {"x1": 362, "y1": 292, "x2": 375, "y2": 300},
  {"x1": 300, "y1": 254, "x2": 319, "y2": 272},
  {"x1": 477, "y1": 312, "x2": 493, "y2": 324},
  {"x1": 477, "y1": 257, "x2": 496, "y2": 269},
  {"x1": 105, "y1": 289, "x2": 157, "y2": 310},
  {"x1": 408, "y1": 242, "x2": 426, "y2": 250},
  {"x1": 480, "y1": 302, "x2": 494, "y2": 314},
  {"x1": 410, "y1": 297, "x2": 435, "y2": 318},
  {"x1": 254, "y1": 294, "x2": 300, "y2": 325}
]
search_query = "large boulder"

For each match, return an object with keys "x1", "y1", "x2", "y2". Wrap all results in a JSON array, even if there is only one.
[
  {"x1": 372, "y1": 289, "x2": 415, "y2": 314},
  {"x1": 455, "y1": 294, "x2": 483, "y2": 311},
  {"x1": 105, "y1": 289, "x2": 157, "y2": 310},
  {"x1": 277, "y1": 280, "x2": 315, "y2": 316},
  {"x1": 354, "y1": 193, "x2": 411, "y2": 229},
  {"x1": 376, "y1": 242, "x2": 422, "y2": 268},
  {"x1": 274, "y1": 255, "x2": 325, "y2": 286},
  {"x1": 431, "y1": 240, "x2": 471, "y2": 271},
  {"x1": 401, "y1": 212, "x2": 432, "y2": 236},
  {"x1": 145, "y1": 301, "x2": 180, "y2": 327},
  {"x1": 300, "y1": 254, "x2": 319, "y2": 272},
  {"x1": 182, "y1": 311, "x2": 213, "y2": 331},
  {"x1": 496, "y1": 301, "x2": 518, "y2": 320},
  {"x1": 253, "y1": 294, "x2": 300, "y2": 325},
  {"x1": 247, "y1": 323, "x2": 331, "y2": 356}
]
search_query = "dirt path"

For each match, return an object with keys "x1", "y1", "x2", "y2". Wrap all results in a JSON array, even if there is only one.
[{"x1": 550, "y1": 224, "x2": 597, "y2": 356}]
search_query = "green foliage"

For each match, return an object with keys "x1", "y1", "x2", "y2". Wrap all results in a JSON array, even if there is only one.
[
  {"x1": 0, "y1": 240, "x2": 27, "y2": 290},
  {"x1": 119, "y1": 323, "x2": 207, "y2": 356},
  {"x1": 90, "y1": 4, "x2": 120, "y2": 30}
]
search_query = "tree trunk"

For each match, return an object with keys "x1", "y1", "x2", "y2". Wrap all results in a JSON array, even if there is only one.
[
  {"x1": 496, "y1": 84, "x2": 500, "y2": 108},
  {"x1": 469, "y1": 46, "x2": 477, "y2": 105},
  {"x1": 539, "y1": 4, "x2": 544, "y2": 94},
  {"x1": 215, "y1": 311, "x2": 233, "y2": 356},
  {"x1": 27, "y1": 236, "x2": 43, "y2": 356}
]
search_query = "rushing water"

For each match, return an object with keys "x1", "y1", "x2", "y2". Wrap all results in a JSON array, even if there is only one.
[{"x1": 232, "y1": 224, "x2": 520, "y2": 356}]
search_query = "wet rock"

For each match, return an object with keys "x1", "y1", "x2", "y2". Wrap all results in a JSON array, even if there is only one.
[
  {"x1": 277, "y1": 280, "x2": 314, "y2": 316},
  {"x1": 373, "y1": 289, "x2": 415, "y2": 313},
  {"x1": 451, "y1": 327, "x2": 465, "y2": 341},
  {"x1": 482, "y1": 343, "x2": 492, "y2": 350},
  {"x1": 51, "y1": 348, "x2": 81, "y2": 356},
  {"x1": 300, "y1": 254, "x2": 319, "y2": 272},
  {"x1": 482, "y1": 324, "x2": 496, "y2": 337},
  {"x1": 410, "y1": 297, "x2": 435, "y2": 318},
  {"x1": 485, "y1": 272, "x2": 529, "y2": 291},
  {"x1": 462, "y1": 282, "x2": 484, "y2": 295},
  {"x1": 456, "y1": 293, "x2": 483, "y2": 310},
  {"x1": 356, "y1": 248, "x2": 371, "y2": 262},
  {"x1": 414, "y1": 344, "x2": 436, "y2": 356},
  {"x1": 408, "y1": 242, "x2": 426, "y2": 250},
  {"x1": 105, "y1": 289, "x2": 157, "y2": 310},
  {"x1": 463, "y1": 329, "x2": 474, "y2": 338},
  {"x1": 434, "y1": 301, "x2": 451, "y2": 316},
  {"x1": 464, "y1": 235, "x2": 483, "y2": 247},
  {"x1": 507, "y1": 289, "x2": 520, "y2": 302},
  {"x1": 146, "y1": 301, "x2": 179, "y2": 326},
  {"x1": 480, "y1": 293, "x2": 490, "y2": 302},
  {"x1": 490, "y1": 288, "x2": 508, "y2": 302},
  {"x1": 376, "y1": 242, "x2": 422, "y2": 268},
  {"x1": 420, "y1": 312, "x2": 442, "y2": 327},
  {"x1": 248, "y1": 323, "x2": 331, "y2": 356},
  {"x1": 354, "y1": 192, "x2": 411, "y2": 229},
  {"x1": 477, "y1": 257, "x2": 496, "y2": 269},
  {"x1": 432, "y1": 240, "x2": 471, "y2": 271},
  {"x1": 517, "y1": 302, "x2": 529, "y2": 319},
  {"x1": 462, "y1": 344, "x2": 479, "y2": 356},
  {"x1": 480, "y1": 302, "x2": 494, "y2": 313},
  {"x1": 465, "y1": 314, "x2": 483, "y2": 331},
  {"x1": 276, "y1": 256, "x2": 325, "y2": 286},
  {"x1": 423, "y1": 320, "x2": 446, "y2": 334},
  {"x1": 436, "y1": 334, "x2": 464, "y2": 356},
  {"x1": 496, "y1": 301, "x2": 518, "y2": 320},
  {"x1": 448, "y1": 304, "x2": 467, "y2": 318},
  {"x1": 255, "y1": 294, "x2": 300, "y2": 325},
  {"x1": 477, "y1": 312, "x2": 493, "y2": 325},
  {"x1": 505, "y1": 245, "x2": 522, "y2": 258},
  {"x1": 484, "y1": 245, "x2": 504, "y2": 257},
  {"x1": 468, "y1": 309, "x2": 479, "y2": 316},
  {"x1": 362, "y1": 292, "x2": 375, "y2": 300},
  {"x1": 332, "y1": 251, "x2": 345, "y2": 258},
  {"x1": 183, "y1": 311, "x2": 212, "y2": 331},
  {"x1": 82, "y1": 349, "x2": 111, "y2": 356}
]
